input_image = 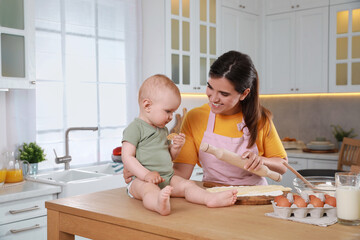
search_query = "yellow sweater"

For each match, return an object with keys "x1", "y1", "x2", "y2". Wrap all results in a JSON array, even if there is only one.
[{"x1": 174, "y1": 104, "x2": 287, "y2": 166}]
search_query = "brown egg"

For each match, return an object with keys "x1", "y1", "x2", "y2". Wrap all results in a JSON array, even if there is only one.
[
  {"x1": 293, "y1": 197, "x2": 308, "y2": 208},
  {"x1": 274, "y1": 195, "x2": 285, "y2": 203},
  {"x1": 310, "y1": 197, "x2": 324, "y2": 207},
  {"x1": 309, "y1": 195, "x2": 317, "y2": 201},
  {"x1": 276, "y1": 197, "x2": 291, "y2": 207},
  {"x1": 325, "y1": 196, "x2": 336, "y2": 207},
  {"x1": 293, "y1": 195, "x2": 302, "y2": 201}
]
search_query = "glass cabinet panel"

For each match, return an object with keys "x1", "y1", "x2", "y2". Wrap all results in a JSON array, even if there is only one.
[
  {"x1": 171, "y1": 19, "x2": 179, "y2": 50},
  {"x1": 352, "y1": 63, "x2": 360, "y2": 85},
  {"x1": 352, "y1": 9, "x2": 360, "y2": 32},
  {"x1": 182, "y1": 0, "x2": 189, "y2": 18},
  {"x1": 352, "y1": 36, "x2": 360, "y2": 58},
  {"x1": 200, "y1": 25, "x2": 207, "y2": 54},
  {"x1": 337, "y1": 11, "x2": 348, "y2": 34},
  {"x1": 209, "y1": 0, "x2": 216, "y2": 24},
  {"x1": 1, "y1": 33, "x2": 25, "y2": 77},
  {"x1": 210, "y1": 27, "x2": 216, "y2": 55},
  {"x1": 200, "y1": 0, "x2": 207, "y2": 22},
  {"x1": 0, "y1": 0, "x2": 24, "y2": 30},
  {"x1": 171, "y1": 0, "x2": 179, "y2": 15},
  {"x1": 172, "y1": 54, "x2": 179, "y2": 84},
  {"x1": 200, "y1": 57, "x2": 207, "y2": 86},
  {"x1": 182, "y1": 21, "x2": 190, "y2": 51},
  {"x1": 183, "y1": 55, "x2": 190, "y2": 85},
  {"x1": 336, "y1": 63, "x2": 347, "y2": 85},
  {"x1": 336, "y1": 37, "x2": 348, "y2": 60}
]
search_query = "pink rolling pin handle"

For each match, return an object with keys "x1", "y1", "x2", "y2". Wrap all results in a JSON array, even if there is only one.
[{"x1": 200, "y1": 143, "x2": 282, "y2": 182}]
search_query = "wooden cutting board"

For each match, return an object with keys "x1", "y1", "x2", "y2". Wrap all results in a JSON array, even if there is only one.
[
  {"x1": 302, "y1": 148, "x2": 338, "y2": 153},
  {"x1": 202, "y1": 182, "x2": 288, "y2": 205}
]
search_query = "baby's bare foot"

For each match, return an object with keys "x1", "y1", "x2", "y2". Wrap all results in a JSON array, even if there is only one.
[
  {"x1": 156, "y1": 186, "x2": 173, "y2": 215},
  {"x1": 206, "y1": 189, "x2": 238, "y2": 208}
]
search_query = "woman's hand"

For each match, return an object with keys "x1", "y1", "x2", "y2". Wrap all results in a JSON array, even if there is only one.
[
  {"x1": 144, "y1": 171, "x2": 165, "y2": 184},
  {"x1": 242, "y1": 151, "x2": 264, "y2": 171},
  {"x1": 123, "y1": 167, "x2": 134, "y2": 184}
]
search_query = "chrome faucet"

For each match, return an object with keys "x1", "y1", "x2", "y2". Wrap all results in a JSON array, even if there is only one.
[{"x1": 54, "y1": 127, "x2": 98, "y2": 170}]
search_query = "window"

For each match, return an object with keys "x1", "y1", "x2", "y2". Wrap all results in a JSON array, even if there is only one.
[{"x1": 35, "y1": 0, "x2": 140, "y2": 170}]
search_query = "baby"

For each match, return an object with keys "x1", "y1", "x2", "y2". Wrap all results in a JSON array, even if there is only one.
[{"x1": 122, "y1": 74, "x2": 238, "y2": 215}]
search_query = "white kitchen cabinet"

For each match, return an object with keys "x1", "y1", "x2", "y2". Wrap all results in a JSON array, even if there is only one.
[
  {"x1": 0, "y1": 194, "x2": 57, "y2": 240},
  {"x1": 329, "y1": 2, "x2": 360, "y2": 92},
  {"x1": 265, "y1": 6, "x2": 329, "y2": 94},
  {"x1": 222, "y1": 0, "x2": 260, "y2": 15},
  {"x1": 307, "y1": 159, "x2": 338, "y2": 169},
  {"x1": 265, "y1": 0, "x2": 329, "y2": 15},
  {"x1": 165, "y1": 0, "x2": 221, "y2": 93},
  {"x1": 0, "y1": 0, "x2": 35, "y2": 90},
  {"x1": 221, "y1": 6, "x2": 260, "y2": 73}
]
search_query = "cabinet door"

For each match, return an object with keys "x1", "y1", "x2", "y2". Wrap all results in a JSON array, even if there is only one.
[
  {"x1": 307, "y1": 159, "x2": 338, "y2": 169},
  {"x1": 221, "y1": 7, "x2": 259, "y2": 66},
  {"x1": 0, "y1": 0, "x2": 35, "y2": 90},
  {"x1": 329, "y1": 2, "x2": 360, "y2": 92},
  {"x1": 295, "y1": 7, "x2": 329, "y2": 93},
  {"x1": 267, "y1": 158, "x2": 307, "y2": 189},
  {"x1": 266, "y1": 0, "x2": 295, "y2": 15},
  {"x1": 297, "y1": 0, "x2": 330, "y2": 11},
  {"x1": 265, "y1": 13, "x2": 296, "y2": 94},
  {"x1": 0, "y1": 216, "x2": 46, "y2": 240},
  {"x1": 222, "y1": 0, "x2": 259, "y2": 15}
]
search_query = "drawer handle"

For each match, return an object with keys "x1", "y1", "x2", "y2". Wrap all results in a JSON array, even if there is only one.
[
  {"x1": 10, "y1": 224, "x2": 41, "y2": 233},
  {"x1": 288, "y1": 161, "x2": 298, "y2": 164},
  {"x1": 196, "y1": 172, "x2": 204, "y2": 175},
  {"x1": 9, "y1": 205, "x2": 40, "y2": 214}
]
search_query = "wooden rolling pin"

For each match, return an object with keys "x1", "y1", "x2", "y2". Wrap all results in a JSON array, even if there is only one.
[{"x1": 200, "y1": 143, "x2": 282, "y2": 182}]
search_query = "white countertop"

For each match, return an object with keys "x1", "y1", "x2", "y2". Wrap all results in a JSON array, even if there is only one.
[
  {"x1": 0, "y1": 181, "x2": 61, "y2": 203},
  {"x1": 286, "y1": 149, "x2": 338, "y2": 161}
]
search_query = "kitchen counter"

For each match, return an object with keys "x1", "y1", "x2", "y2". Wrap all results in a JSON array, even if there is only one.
[
  {"x1": 286, "y1": 149, "x2": 338, "y2": 161},
  {"x1": 0, "y1": 181, "x2": 61, "y2": 203},
  {"x1": 46, "y1": 184, "x2": 359, "y2": 240}
]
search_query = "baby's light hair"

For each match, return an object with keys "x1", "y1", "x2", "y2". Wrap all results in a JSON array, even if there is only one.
[{"x1": 138, "y1": 74, "x2": 180, "y2": 104}]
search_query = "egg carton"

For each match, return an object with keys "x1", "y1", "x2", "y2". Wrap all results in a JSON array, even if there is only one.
[{"x1": 271, "y1": 201, "x2": 337, "y2": 219}]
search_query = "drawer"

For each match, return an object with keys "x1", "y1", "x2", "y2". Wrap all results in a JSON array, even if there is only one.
[
  {"x1": 0, "y1": 215, "x2": 47, "y2": 240},
  {"x1": 0, "y1": 194, "x2": 56, "y2": 225}
]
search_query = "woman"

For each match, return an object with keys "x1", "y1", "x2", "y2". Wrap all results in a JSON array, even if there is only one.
[{"x1": 172, "y1": 51, "x2": 287, "y2": 185}]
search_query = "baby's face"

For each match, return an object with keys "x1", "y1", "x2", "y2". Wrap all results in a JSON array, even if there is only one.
[{"x1": 148, "y1": 91, "x2": 180, "y2": 128}]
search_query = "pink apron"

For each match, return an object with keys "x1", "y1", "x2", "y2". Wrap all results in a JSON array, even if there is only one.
[{"x1": 199, "y1": 111, "x2": 267, "y2": 186}]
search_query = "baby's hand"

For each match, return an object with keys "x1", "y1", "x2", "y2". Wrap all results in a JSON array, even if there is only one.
[
  {"x1": 144, "y1": 171, "x2": 165, "y2": 184},
  {"x1": 171, "y1": 133, "x2": 185, "y2": 149}
]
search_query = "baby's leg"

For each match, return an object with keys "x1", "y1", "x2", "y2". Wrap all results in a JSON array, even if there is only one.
[
  {"x1": 170, "y1": 176, "x2": 237, "y2": 208},
  {"x1": 129, "y1": 179, "x2": 173, "y2": 215}
]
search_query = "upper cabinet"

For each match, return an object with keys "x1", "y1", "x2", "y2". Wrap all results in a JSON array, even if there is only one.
[
  {"x1": 165, "y1": 0, "x2": 220, "y2": 93},
  {"x1": 265, "y1": 0, "x2": 329, "y2": 15},
  {"x1": 0, "y1": 0, "x2": 35, "y2": 89},
  {"x1": 220, "y1": 0, "x2": 261, "y2": 91},
  {"x1": 329, "y1": 2, "x2": 360, "y2": 92},
  {"x1": 222, "y1": 0, "x2": 260, "y2": 15},
  {"x1": 265, "y1": 5, "x2": 329, "y2": 94}
]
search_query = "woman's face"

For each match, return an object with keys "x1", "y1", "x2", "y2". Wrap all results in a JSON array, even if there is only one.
[{"x1": 206, "y1": 77, "x2": 247, "y2": 115}]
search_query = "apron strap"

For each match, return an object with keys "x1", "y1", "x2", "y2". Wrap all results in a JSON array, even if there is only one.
[{"x1": 205, "y1": 111, "x2": 216, "y2": 133}]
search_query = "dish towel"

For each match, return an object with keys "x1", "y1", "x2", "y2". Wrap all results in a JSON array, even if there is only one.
[
  {"x1": 111, "y1": 163, "x2": 124, "y2": 174},
  {"x1": 265, "y1": 212, "x2": 338, "y2": 227}
]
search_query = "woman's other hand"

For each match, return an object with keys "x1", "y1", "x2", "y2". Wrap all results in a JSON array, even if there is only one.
[
  {"x1": 123, "y1": 167, "x2": 134, "y2": 184},
  {"x1": 242, "y1": 151, "x2": 264, "y2": 171}
]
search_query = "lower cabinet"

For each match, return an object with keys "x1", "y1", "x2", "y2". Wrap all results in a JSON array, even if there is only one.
[
  {"x1": 190, "y1": 165, "x2": 204, "y2": 182},
  {"x1": 0, "y1": 216, "x2": 46, "y2": 240}
]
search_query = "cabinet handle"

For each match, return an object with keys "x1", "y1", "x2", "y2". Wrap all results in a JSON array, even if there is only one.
[
  {"x1": 296, "y1": 4, "x2": 299, "y2": 8},
  {"x1": 291, "y1": 5, "x2": 294, "y2": 8},
  {"x1": 196, "y1": 172, "x2": 204, "y2": 175},
  {"x1": 30, "y1": 81, "x2": 36, "y2": 84},
  {"x1": 289, "y1": 161, "x2": 298, "y2": 164},
  {"x1": 295, "y1": 88, "x2": 299, "y2": 91},
  {"x1": 10, "y1": 224, "x2": 41, "y2": 234},
  {"x1": 9, "y1": 205, "x2": 40, "y2": 214},
  {"x1": 290, "y1": 88, "x2": 294, "y2": 91}
]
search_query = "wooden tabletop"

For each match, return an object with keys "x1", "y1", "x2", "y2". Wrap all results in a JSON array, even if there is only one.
[{"x1": 46, "y1": 185, "x2": 360, "y2": 240}]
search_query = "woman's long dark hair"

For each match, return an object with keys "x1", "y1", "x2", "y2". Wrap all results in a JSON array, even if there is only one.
[{"x1": 209, "y1": 51, "x2": 272, "y2": 148}]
